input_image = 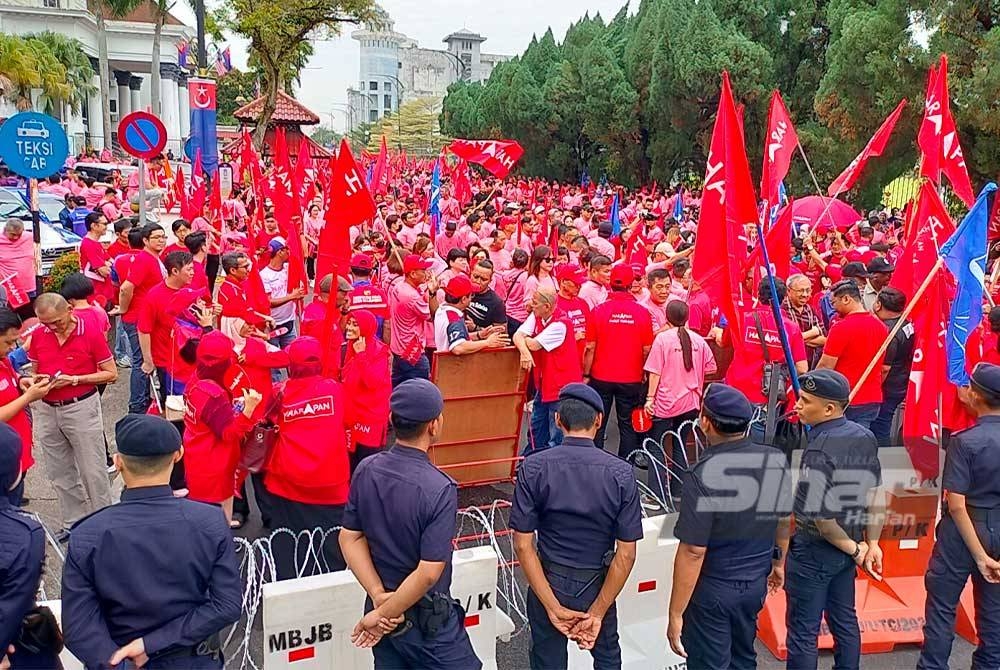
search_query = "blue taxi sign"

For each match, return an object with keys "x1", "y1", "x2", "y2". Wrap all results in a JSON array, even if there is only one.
[{"x1": 0, "y1": 112, "x2": 69, "y2": 179}]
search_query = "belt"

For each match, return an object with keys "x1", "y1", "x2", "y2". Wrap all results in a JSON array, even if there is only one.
[
  {"x1": 42, "y1": 388, "x2": 97, "y2": 408},
  {"x1": 967, "y1": 506, "x2": 1000, "y2": 523},
  {"x1": 541, "y1": 559, "x2": 605, "y2": 581},
  {"x1": 149, "y1": 634, "x2": 222, "y2": 663}
]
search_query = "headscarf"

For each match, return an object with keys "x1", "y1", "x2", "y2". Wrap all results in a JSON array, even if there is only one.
[
  {"x1": 345, "y1": 309, "x2": 387, "y2": 366},
  {"x1": 195, "y1": 330, "x2": 234, "y2": 385}
]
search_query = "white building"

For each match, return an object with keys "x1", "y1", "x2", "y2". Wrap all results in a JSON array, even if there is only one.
[
  {"x1": 347, "y1": 12, "x2": 509, "y2": 131},
  {"x1": 0, "y1": 0, "x2": 194, "y2": 155}
]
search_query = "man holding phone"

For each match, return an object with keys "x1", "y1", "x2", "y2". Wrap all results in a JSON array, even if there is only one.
[{"x1": 28, "y1": 293, "x2": 118, "y2": 542}]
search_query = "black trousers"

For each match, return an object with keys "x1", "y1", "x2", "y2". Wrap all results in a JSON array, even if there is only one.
[
  {"x1": 233, "y1": 473, "x2": 272, "y2": 526},
  {"x1": 350, "y1": 443, "x2": 383, "y2": 476},
  {"x1": 589, "y1": 378, "x2": 645, "y2": 462},
  {"x1": 205, "y1": 254, "x2": 220, "y2": 294},
  {"x1": 266, "y1": 492, "x2": 346, "y2": 580}
]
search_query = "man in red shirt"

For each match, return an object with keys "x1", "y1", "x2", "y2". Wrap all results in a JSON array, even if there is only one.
[
  {"x1": 583, "y1": 264, "x2": 654, "y2": 461},
  {"x1": 217, "y1": 251, "x2": 271, "y2": 333},
  {"x1": 118, "y1": 223, "x2": 166, "y2": 413},
  {"x1": 554, "y1": 263, "x2": 591, "y2": 364},
  {"x1": 106, "y1": 219, "x2": 133, "y2": 260},
  {"x1": 301, "y1": 273, "x2": 352, "y2": 378},
  {"x1": 78, "y1": 212, "x2": 113, "y2": 308},
  {"x1": 817, "y1": 280, "x2": 888, "y2": 430},
  {"x1": 160, "y1": 219, "x2": 191, "y2": 259},
  {"x1": 29, "y1": 293, "x2": 117, "y2": 539},
  {"x1": 389, "y1": 254, "x2": 439, "y2": 386}
]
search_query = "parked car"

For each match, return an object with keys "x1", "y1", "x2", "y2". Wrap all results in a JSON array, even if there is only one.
[{"x1": 0, "y1": 189, "x2": 80, "y2": 276}]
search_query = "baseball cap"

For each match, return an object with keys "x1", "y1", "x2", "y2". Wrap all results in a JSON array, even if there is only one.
[
  {"x1": 350, "y1": 253, "x2": 373, "y2": 271},
  {"x1": 533, "y1": 205, "x2": 545, "y2": 214},
  {"x1": 445, "y1": 274, "x2": 474, "y2": 299},
  {"x1": 287, "y1": 336, "x2": 322, "y2": 367},
  {"x1": 867, "y1": 257, "x2": 895, "y2": 274},
  {"x1": 653, "y1": 242, "x2": 674, "y2": 256},
  {"x1": 555, "y1": 264, "x2": 586, "y2": 285},
  {"x1": 403, "y1": 254, "x2": 433, "y2": 273},
  {"x1": 268, "y1": 236, "x2": 287, "y2": 253},
  {"x1": 841, "y1": 262, "x2": 869, "y2": 279},
  {"x1": 115, "y1": 415, "x2": 182, "y2": 457},
  {"x1": 610, "y1": 264, "x2": 635, "y2": 288}
]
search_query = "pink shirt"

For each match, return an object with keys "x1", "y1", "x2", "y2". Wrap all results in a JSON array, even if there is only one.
[
  {"x1": 590, "y1": 237, "x2": 616, "y2": 259},
  {"x1": 389, "y1": 280, "x2": 430, "y2": 357},
  {"x1": 502, "y1": 268, "x2": 529, "y2": 322},
  {"x1": 638, "y1": 296, "x2": 668, "y2": 332},
  {"x1": 524, "y1": 274, "x2": 558, "y2": 301},
  {"x1": 487, "y1": 247, "x2": 512, "y2": 271},
  {"x1": 0, "y1": 234, "x2": 34, "y2": 296},
  {"x1": 191, "y1": 216, "x2": 220, "y2": 254},
  {"x1": 579, "y1": 280, "x2": 608, "y2": 310},
  {"x1": 644, "y1": 328, "x2": 717, "y2": 418}
]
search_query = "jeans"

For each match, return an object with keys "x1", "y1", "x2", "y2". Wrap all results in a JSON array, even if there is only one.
[
  {"x1": 121, "y1": 320, "x2": 149, "y2": 414},
  {"x1": 683, "y1": 576, "x2": 767, "y2": 670},
  {"x1": 844, "y1": 402, "x2": 879, "y2": 432},
  {"x1": 268, "y1": 319, "x2": 297, "y2": 382},
  {"x1": 114, "y1": 317, "x2": 131, "y2": 360},
  {"x1": 525, "y1": 392, "x2": 561, "y2": 454},
  {"x1": 588, "y1": 378, "x2": 645, "y2": 462},
  {"x1": 527, "y1": 570, "x2": 620, "y2": 669},
  {"x1": 645, "y1": 410, "x2": 699, "y2": 503},
  {"x1": 870, "y1": 393, "x2": 904, "y2": 447},
  {"x1": 391, "y1": 353, "x2": 430, "y2": 387}
]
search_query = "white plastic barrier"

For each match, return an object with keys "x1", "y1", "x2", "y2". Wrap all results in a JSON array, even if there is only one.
[
  {"x1": 263, "y1": 545, "x2": 504, "y2": 670},
  {"x1": 38, "y1": 600, "x2": 84, "y2": 670},
  {"x1": 567, "y1": 513, "x2": 686, "y2": 670}
]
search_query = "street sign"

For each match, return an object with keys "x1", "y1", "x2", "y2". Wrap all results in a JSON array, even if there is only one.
[
  {"x1": 218, "y1": 163, "x2": 233, "y2": 200},
  {"x1": 0, "y1": 112, "x2": 68, "y2": 179},
  {"x1": 117, "y1": 111, "x2": 167, "y2": 160}
]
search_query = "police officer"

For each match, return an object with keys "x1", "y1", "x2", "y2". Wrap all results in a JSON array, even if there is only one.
[
  {"x1": 667, "y1": 384, "x2": 792, "y2": 669},
  {"x1": 510, "y1": 382, "x2": 643, "y2": 669},
  {"x1": 0, "y1": 423, "x2": 61, "y2": 669},
  {"x1": 339, "y1": 379, "x2": 481, "y2": 669},
  {"x1": 62, "y1": 415, "x2": 242, "y2": 669},
  {"x1": 918, "y1": 363, "x2": 1000, "y2": 669},
  {"x1": 785, "y1": 369, "x2": 883, "y2": 670}
]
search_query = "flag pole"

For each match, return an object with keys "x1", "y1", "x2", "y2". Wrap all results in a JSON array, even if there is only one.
[
  {"x1": 754, "y1": 221, "x2": 802, "y2": 398},
  {"x1": 848, "y1": 257, "x2": 945, "y2": 402},
  {"x1": 796, "y1": 143, "x2": 827, "y2": 202}
]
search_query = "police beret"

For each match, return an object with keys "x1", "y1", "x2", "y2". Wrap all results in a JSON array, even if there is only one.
[
  {"x1": 971, "y1": 362, "x2": 1000, "y2": 396},
  {"x1": 558, "y1": 383, "x2": 604, "y2": 414},
  {"x1": 115, "y1": 414, "x2": 182, "y2": 456},
  {"x1": 799, "y1": 369, "x2": 851, "y2": 403},
  {"x1": 390, "y1": 379, "x2": 444, "y2": 423},
  {"x1": 702, "y1": 383, "x2": 753, "y2": 422}
]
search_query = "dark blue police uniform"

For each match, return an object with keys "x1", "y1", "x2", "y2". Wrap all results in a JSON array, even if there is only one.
[
  {"x1": 674, "y1": 384, "x2": 792, "y2": 669},
  {"x1": 61, "y1": 416, "x2": 242, "y2": 670},
  {"x1": 510, "y1": 383, "x2": 643, "y2": 669},
  {"x1": 918, "y1": 364, "x2": 1000, "y2": 670},
  {"x1": 0, "y1": 423, "x2": 58, "y2": 669},
  {"x1": 342, "y1": 379, "x2": 481, "y2": 670},
  {"x1": 785, "y1": 370, "x2": 880, "y2": 670}
]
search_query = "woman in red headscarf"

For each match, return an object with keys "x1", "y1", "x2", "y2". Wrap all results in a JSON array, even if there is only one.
[
  {"x1": 341, "y1": 309, "x2": 391, "y2": 472},
  {"x1": 183, "y1": 330, "x2": 261, "y2": 523}
]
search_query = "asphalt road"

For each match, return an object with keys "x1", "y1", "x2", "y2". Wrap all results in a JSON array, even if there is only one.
[{"x1": 22, "y1": 350, "x2": 976, "y2": 670}]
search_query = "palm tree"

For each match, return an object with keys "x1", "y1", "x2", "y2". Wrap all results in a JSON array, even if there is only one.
[
  {"x1": 21, "y1": 37, "x2": 73, "y2": 116},
  {"x1": 90, "y1": 0, "x2": 142, "y2": 150},
  {"x1": 0, "y1": 34, "x2": 41, "y2": 110},
  {"x1": 149, "y1": 0, "x2": 174, "y2": 117},
  {"x1": 28, "y1": 32, "x2": 97, "y2": 121}
]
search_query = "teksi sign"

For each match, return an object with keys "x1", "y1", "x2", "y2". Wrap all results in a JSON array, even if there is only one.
[{"x1": 0, "y1": 112, "x2": 68, "y2": 179}]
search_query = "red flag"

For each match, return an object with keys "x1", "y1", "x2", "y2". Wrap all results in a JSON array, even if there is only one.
[
  {"x1": 827, "y1": 99, "x2": 907, "y2": 196},
  {"x1": 370, "y1": 136, "x2": 389, "y2": 196},
  {"x1": 891, "y1": 182, "x2": 955, "y2": 298},
  {"x1": 448, "y1": 139, "x2": 524, "y2": 178},
  {"x1": 269, "y1": 127, "x2": 299, "y2": 227},
  {"x1": 294, "y1": 135, "x2": 317, "y2": 207},
  {"x1": 174, "y1": 163, "x2": 192, "y2": 220},
  {"x1": 0, "y1": 273, "x2": 28, "y2": 309},
  {"x1": 760, "y1": 91, "x2": 799, "y2": 210},
  {"x1": 692, "y1": 72, "x2": 753, "y2": 350},
  {"x1": 453, "y1": 158, "x2": 472, "y2": 206},
  {"x1": 317, "y1": 139, "x2": 375, "y2": 285},
  {"x1": 624, "y1": 225, "x2": 648, "y2": 266},
  {"x1": 918, "y1": 56, "x2": 975, "y2": 207},
  {"x1": 989, "y1": 188, "x2": 1000, "y2": 241},
  {"x1": 744, "y1": 198, "x2": 794, "y2": 279},
  {"x1": 190, "y1": 150, "x2": 207, "y2": 217}
]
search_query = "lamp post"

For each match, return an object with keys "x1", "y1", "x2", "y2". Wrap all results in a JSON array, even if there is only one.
[
  {"x1": 375, "y1": 73, "x2": 405, "y2": 151},
  {"x1": 441, "y1": 50, "x2": 467, "y2": 83}
]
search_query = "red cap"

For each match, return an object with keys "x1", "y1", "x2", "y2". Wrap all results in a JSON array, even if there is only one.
[
  {"x1": 554, "y1": 263, "x2": 586, "y2": 285},
  {"x1": 445, "y1": 274, "x2": 474, "y2": 299},
  {"x1": 610, "y1": 264, "x2": 636, "y2": 288},
  {"x1": 403, "y1": 254, "x2": 433, "y2": 273},
  {"x1": 197, "y1": 331, "x2": 233, "y2": 363},
  {"x1": 350, "y1": 253, "x2": 373, "y2": 271},
  {"x1": 825, "y1": 263, "x2": 843, "y2": 282},
  {"x1": 287, "y1": 336, "x2": 322, "y2": 366},
  {"x1": 844, "y1": 249, "x2": 863, "y2": 263}
]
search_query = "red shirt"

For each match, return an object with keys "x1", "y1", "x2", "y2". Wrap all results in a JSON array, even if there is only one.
[
  {"x1": 122, "y1": 250, "x2": 166, "y2": 324},
  {"x1": 556, "y1": 294, "x2": 592, "y2": 362},
  {"x1": 0, "y1": 357, "x2": 33, "y2": 473},
  {"x1": 107, "y1": 240, "x2": 130, "y2": 259},
  {"x1": 79, "y1": 237, "x2": 113, "y2": 306},
  {"x1": 686, "y1": 289, "x2": 713, "y2": 337},
  {"x1": 190, "y1": 260, "x2": 211, "y2": 302},
  {"x1": 347, "y1": 282, "x2": 389, "y2": 319},
  {"x1": 824, "y1": 310, "x2": 888, "y2": 404},
  {"x1": 160, "y1": 243, "x2": 187, "y2": 260},
  {"x1": 725, "y1": 307, "x2": 808, "y2": 404},
  {"x1": 27, "y1": 315, "x2": 113, "y2": 402},
  {"x1": 217, "y1": 277, "x2": 251, "y2": 320},
  {"x1": 587, "y1": 292, "x2": 654, "y2": 383},
  {"x1": 137, "y1": 282, "x2": 199, "y2": 382}
]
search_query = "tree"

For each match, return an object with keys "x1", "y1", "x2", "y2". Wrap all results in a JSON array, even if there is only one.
[
  {"x1": 0, "y1": 34, "x2": 78, "y2": 115},
  {"x1": 219, "y1": 0, "x2": 378, "y2": 149},
  {"x1": 93, "y1": 0, "x2": 142, "y2": 150},
  {"x1": 0, "y1": 35, "x2": 39, "y2": 109},
  {"x1": 367, "y1": 98, "x2": 450, "y2": 156},
  {"x1": 28, "y1": 32, "x2": 96, "y2": 120},
  {"x1": 309, "y1": 124, "x2": 341, "y2": 147},
  {"x1": 216, "y1": 68, "x2": 258, "y2": 125},
  {"x1": 150, "y1": 0, "x2": 172, "y2": 117}
]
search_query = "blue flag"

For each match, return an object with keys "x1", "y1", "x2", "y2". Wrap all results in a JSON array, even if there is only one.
[
  {"x1": 429, "y1": 159, "x2": 442, "y2": 235},
  {"x1": 941, "y1": 182, "x2": 996, "y2": 385},
  {"x1": 366, "y1": 162, "x2": 374, "y2": 187},
  {"x1": 609, "y1": 193, "x2": 621, "y2": 237},
  {"x1": 769, "y1": 182, "x2": 788, "y2": 226},
  {"x1": 188, "y1": 77, "x2": 218, "y2": 177},
  {"x1": 672, "y1": 187, "x2": 684, "y2": 222},
  {"x1": 581, "y1": 169, "x2": 590, "y2": 188}
]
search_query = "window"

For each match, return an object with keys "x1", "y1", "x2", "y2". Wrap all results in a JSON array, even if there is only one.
[
  {"x1": 462, "y1": 40, "x2": 472, "y2": 50},
  {"x1": 369, "y1": 110, "x2": 379, "y2": 122},
  {"x1": 42, "y1": 0, "x2": 59, "y2": 7},
  {"x1": 369, "y1": 81, "x2": 378, "y2": 91},
  {"x1": 384, "y1": 95, "x2": 392, "y2": 109},
  {"x1": 384, "y1": 82, "x2": 391, "y2": 92}
]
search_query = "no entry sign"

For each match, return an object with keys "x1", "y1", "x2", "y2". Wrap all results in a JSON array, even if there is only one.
[{"x1": 117, "y1": 111, "x2": 167, "y2": 160}]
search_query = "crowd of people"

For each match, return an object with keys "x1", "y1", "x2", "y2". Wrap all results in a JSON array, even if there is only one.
[{"x1": 1, "y1": 156, "x2": 999, "y2": 670}]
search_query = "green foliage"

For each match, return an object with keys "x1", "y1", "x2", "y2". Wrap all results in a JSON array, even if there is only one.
[
  {"x1": 0, "y1": 33, "x2": 88, "y2": 114},
  {"x1": 309, "y1": 125, "x2": 341, "y2": 147},
  {"x1": 440, "y1": 0, "x2": 1000, "y2": 205},
  {"x1": 368, "y1": 98, "x2": 450, "y2": 156},
  {"x1": 217, "y1": 69, "x2": 259, "y2": 125},
  {"x1": 43, "y1": 251, "x2": 80, "y2": 293}
]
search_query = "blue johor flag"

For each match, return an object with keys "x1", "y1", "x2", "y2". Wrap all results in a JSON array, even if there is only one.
[
  {"x1": 672, "y1": 187, "x2": 684, "y2": 222},
  {"x1": 188, "y1": 77, "x2": 218, "y2": 177},
  {"x1": 941, "y1": 182, "x2": 996, "y2": 386},
  {"x1": 610, "y1": 192, "x2": 621, "y2": 237},
  {"x1": 429, "y1": 159, "x2": 442, "y2": 234}
]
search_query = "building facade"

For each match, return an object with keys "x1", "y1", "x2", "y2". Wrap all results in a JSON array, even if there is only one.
[
  {"x1": 0, "y1": 0, "x2": 194, "y2": 155},
  {"x1": 347, "y1": 12, "x2": 509, "y2": 132}
]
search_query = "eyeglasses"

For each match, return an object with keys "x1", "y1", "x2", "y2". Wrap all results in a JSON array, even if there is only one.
[
  {"x1": 542, "y1": 257, "x2": 554, "y2": 262},
  {"x1": 149, "y1": 233, "x2": 166, "y2": 240}
]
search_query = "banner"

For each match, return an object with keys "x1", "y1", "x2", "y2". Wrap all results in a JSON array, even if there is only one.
[
  {"x1": 448, "y1": 139, "x2": 524, "y2": 178},
  {"x1": 188, "y1": 78, "x2": 218, "y2": 177},
  {"x1": 317, "y1": 139, "x2": 375, "y2": 283},
  {"x1": 918, "y1": 55, "x2": 975, "y2": 207},
  {"x1": 828, "y1": 99, "x2": 906, "y2": 196},
  {"x1": 760, "y1": 91, "x2": 798, "y2": 212}
]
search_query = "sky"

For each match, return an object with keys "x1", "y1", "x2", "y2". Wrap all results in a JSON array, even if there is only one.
[{"x1": 173, "y1": 1, "x2": 638, "y2": 132}]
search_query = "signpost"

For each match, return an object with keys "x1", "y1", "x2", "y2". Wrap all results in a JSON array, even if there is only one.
[
  {"x1": 217, "y1": 163, "x2": 233, "y2": 200},
  {"x1": 0, "y1": 112, "x2": 69, "y2": 293},
  {"x1": 117, "y1": 111, "x2": 167, "y2": 223}
]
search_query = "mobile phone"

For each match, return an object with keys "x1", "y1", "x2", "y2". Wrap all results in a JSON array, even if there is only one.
[
  {"x1": 50, "y1": 370, "x2": 63, "y2": 381},
  {"x1": 268, "y1": 327, "x2": 289, "y2": 339}
]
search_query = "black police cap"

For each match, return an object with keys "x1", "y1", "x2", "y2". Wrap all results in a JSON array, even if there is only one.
[
  {"x1": 971, "y1": 362, "x2": 1000, "y2": 397},
  {"x1": 115, "y1": 414, "x2": 182, "y2": 456},
  {"x1": 558, "y1": 383, "x2": 604, "y2": 414},
  {"x1": 842, "y1": 262, "x2": 869, "y2": 278},
  {"x1": 702, "y1": 383, "x2": 753, "y2": 422},
  {"x1": 390, "y1": 379, "x2": 444, "y2": 423},
  {"x1": 799, "y1": 369, "x2": 851, "y2": 403}
]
